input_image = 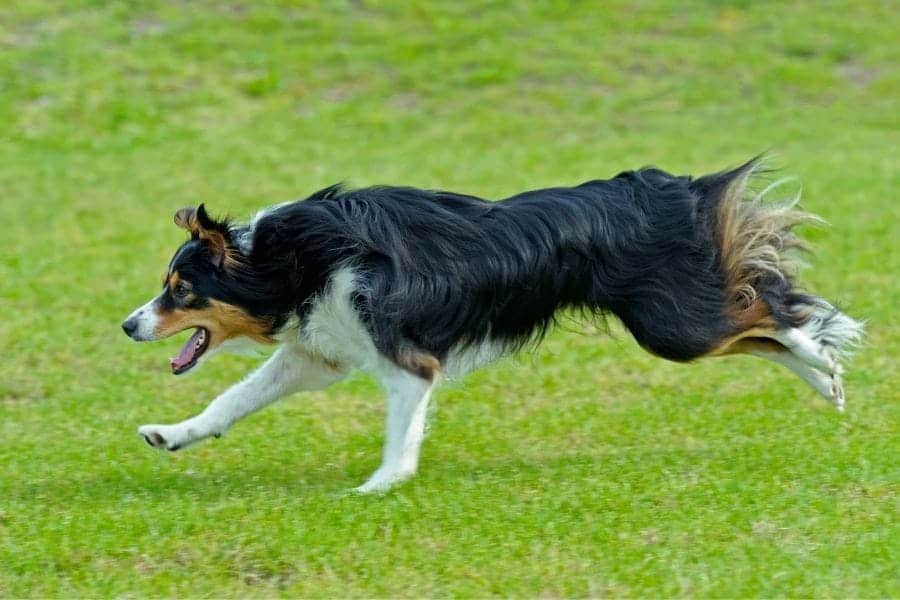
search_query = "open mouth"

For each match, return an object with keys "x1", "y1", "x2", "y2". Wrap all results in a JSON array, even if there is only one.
[{"x1": 170, "y1": 327, "x2": 210, "y2": 375}]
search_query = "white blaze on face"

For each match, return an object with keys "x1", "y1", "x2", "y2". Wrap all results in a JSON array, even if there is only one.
[{"x1": 125, "y1": 296, "x2": 161, "y2": 341}]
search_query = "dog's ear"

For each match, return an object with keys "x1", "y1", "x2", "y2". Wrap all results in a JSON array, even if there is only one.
[
  {"x1": 173, "y1": 204, "x2": 233, "y2": 269},
  {"x1": 174, "y1": 207, "x2": 198, "y2": 232},
  {"x1": 195, "y1": 204, "x2": 226, "y2": 234},
  {"x1": 195, "y1": 204, "x2": 233, "y2": 269}
]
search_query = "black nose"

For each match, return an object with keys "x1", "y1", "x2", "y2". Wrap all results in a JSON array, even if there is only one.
[{"x1": 122, "y1": 317, "x2": 138, "y2": 338}]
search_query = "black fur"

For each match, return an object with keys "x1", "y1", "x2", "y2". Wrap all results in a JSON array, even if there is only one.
[{"x1": 167, "y1": 165, "x2": 766, "y2": 370}]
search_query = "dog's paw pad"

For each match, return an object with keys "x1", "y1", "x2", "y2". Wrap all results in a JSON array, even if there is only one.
[
  {"x1": 139, "y1": 426, "x2": 181, "y2": 451},
  {"x1": 143, "y1": 431, "x2": 166, "y2": 447}
]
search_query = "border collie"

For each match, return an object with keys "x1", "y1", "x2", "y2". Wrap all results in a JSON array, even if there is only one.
[{"x1": 122, "y1": 158, "x2": 863, "y2": 492}]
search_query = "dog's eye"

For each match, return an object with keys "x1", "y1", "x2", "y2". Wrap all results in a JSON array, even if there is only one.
[{"x1": 173, "y1": 282, "x2": 191, "y2": 299}]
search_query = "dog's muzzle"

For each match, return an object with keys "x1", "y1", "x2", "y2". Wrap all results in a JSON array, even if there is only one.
[{"x1": 122, "y1": 298, "x2": 160, "y2": 341}]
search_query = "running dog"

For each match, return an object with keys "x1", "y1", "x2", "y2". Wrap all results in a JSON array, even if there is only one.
[{"x1": 122, "y1": 158, "x2": 863, "y2": 492}]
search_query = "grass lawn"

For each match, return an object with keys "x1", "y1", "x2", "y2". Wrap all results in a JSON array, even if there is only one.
[{"x1": 1, "y1": 1, "x2": 897, "y2": 596}]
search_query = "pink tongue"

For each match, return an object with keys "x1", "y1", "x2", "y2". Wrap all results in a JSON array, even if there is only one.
[{"x1": 171, "y1": 329, "x2": 204, "y2": 370}]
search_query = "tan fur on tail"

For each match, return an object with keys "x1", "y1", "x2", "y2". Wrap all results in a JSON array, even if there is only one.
[{"x1": 715, "y1": 162, "x2": 822, "y2": 328}]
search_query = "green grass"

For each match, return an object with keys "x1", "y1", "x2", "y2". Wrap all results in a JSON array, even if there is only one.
[{"x1": 1, "y1": 1, "x2": 898, "y2": 596}]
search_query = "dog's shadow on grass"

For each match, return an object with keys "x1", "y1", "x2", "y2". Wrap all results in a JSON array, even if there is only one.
[
  {"x1": 11, "y1": 442, "x2": 680, "y2": 506},
  {"x1": 130, "y1": 460, "x2": 368, "y2": 501},
  {"x1": 11, "y1": 455, "x2": 371, "y2": 506}
]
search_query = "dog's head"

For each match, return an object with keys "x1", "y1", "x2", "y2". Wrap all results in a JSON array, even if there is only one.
[{"x1": 122, "y1": 205, "x2": 275, "y2": 374}]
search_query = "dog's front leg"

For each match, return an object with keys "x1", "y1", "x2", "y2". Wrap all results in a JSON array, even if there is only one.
[{"x1": 139, "y1": 345, "x2": 345, "y2": 451}]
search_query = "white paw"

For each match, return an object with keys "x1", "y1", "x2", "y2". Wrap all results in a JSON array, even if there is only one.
[
  {"x1": 831, "y1": 370, "x2": 846, "y2": 412},
  {"x1": 823, "y1": 347, "x2": 846, "y2": 411},
  {"x1": 352, "y1": 467, "x2": 415, "y2": 494},
  {"x1": 138, "y1": 423, "x2": 207, "y2": 451},
  {"x1": 823, "y1": 346, "x2": 844, "y2": 374}
]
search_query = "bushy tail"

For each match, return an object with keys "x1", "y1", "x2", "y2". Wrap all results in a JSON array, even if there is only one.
[
  {"x1": 693, "y1": 157, "x2": 864, "y2": 407},
  {"x1": 709, "y1": 160, "x2": 815, "y2": 316}
]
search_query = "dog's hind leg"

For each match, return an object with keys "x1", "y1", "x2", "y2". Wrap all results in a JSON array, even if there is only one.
[
  {"x1": 139, "y1": 344, "x2": 346, "y2": 451},
  {"x1": 354, "y1": 362, "x2": 438, "y2": 494},
  {"x1": 771, "y1": 327, "x2": 837, "y2": 373},
  {"x1": 756, "y1": 348, "x2": 840, "y2": 404},
  {"x1": 726, "y1": 338, "x2": 844, "y2": 409},
  {"x1": 713, "y1": 302, "x2": 859, "y2": 409}
]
